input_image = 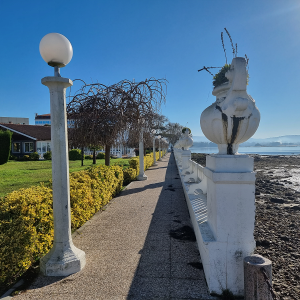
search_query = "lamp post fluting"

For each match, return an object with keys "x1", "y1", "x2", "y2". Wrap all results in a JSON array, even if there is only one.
[
  {"x1": 153, "y1": 137, "x2": 158, "y2": 166},
  {"x1": 137, "y1": 128, "x2": 147, "y2": 180},
  {"x1": 151, "y1": 129, "x2": 158, "y2": 166},
  {"x1": 157, "y1": 135, "x2": 162, "y2": 161},
  {"x1": 39, "y1": 33, "x2": 86, "y2": 276}
]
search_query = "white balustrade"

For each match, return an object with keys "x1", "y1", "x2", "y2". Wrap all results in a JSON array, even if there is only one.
[{"x1": 173, "y1": 57, "x2": 259, "y2": 297}]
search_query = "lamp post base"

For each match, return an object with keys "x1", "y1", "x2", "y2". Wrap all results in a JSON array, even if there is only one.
[
  {"x1": 137, "y1": 173, "x2": 148, "y2": 181},
  {"x1": 40, "y1": 241, "x2": 86, "y2": 276}
]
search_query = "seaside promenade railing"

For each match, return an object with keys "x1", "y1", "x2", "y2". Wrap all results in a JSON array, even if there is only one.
[{"x1": 173, "y1": 148, "x2": 257, "y2": 296}]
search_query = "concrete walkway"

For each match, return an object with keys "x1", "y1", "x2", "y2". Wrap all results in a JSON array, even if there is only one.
[{"x1": 12, "y1": 153, "x2": 216, "y2": 300}]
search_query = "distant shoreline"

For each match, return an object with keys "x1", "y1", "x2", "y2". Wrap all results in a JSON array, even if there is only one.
[
  {"x1": 249, "y1": 145, "x2": 300, "y2": 147},
  {"x1": 190, "y1": 145, "x2": 300, "y2": 148}
]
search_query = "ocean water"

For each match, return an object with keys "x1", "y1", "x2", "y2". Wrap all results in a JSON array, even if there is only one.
[{"x1": 189, "y1": 146, "x2": 300, "y2": 156}]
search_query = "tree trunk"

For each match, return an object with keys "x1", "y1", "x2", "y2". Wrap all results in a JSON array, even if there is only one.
[
  {"x1": 81, "y1": 146, "x2": 84, "y2": 166},
  {"x1": 93, "y1": 149, "x2": 96, "y2": 164},
  {"x1": 105, "y1": 145, "x2": 111, "y2": 166}
]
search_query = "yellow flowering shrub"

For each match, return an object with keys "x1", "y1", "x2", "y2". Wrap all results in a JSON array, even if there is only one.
[
  {"x1": 129, "y1": 157, "x2": 139, "y2": 171},
  {"x1": 70, "y1": 165, "x2": 123, "y2": 229},
  {"x1": 144, "y1": 154, "x2": 154, "y2": 170},
  {"x1": 0, "y1": 186, "x2": 54, "y2": 287},
  {"x1": 123, "y1": 168, "x2": 137, "y2": 185},
  {"x1": 0, "y1": 164, "x2": 123, "y2": 289},
  {"x1": 129, "y1": 151, "x2": 160, "y2": 173}
]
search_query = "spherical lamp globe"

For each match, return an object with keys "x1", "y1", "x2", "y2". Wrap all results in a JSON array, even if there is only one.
[{"x1": 39, "y1": 33, "x2": 73, "y2": 67}]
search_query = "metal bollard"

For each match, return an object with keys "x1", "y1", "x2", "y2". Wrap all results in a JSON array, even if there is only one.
[{"x1": 244, "y1": 254, "x2": 276, "y2": 300}]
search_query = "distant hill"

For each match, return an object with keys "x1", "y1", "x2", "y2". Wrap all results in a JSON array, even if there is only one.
[
  {"x1": 192, "y1": 135, "x2": 211, "y2": 143},
  {"x1": 191, "y1": 135, "x2": 300, "y2": 146},
  {"x1": 248, "y1": 135, "x2": 300, "y2": 144}
]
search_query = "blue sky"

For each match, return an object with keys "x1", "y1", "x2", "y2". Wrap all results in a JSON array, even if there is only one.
[{"x1": 0, "y1": 0, "x2": 299, "y2": 138}]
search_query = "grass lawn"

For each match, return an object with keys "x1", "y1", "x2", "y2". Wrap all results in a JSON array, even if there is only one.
[{"x1": 0, "y1": 158, "x2": 130, "y2": 198}]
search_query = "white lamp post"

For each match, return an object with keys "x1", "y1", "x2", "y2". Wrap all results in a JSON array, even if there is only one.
[
  {"x1": 39, "y1": 33, "x2": 86, "y2": 276},
  {"x1": 157, "y1": 135, "x2": 162, "y2": 161},
  {"x1": 151, "y1": 129, "x2": 158, "y2": 166},
  {"x1": 162, "y1": 138, "x2": 168, "y2": 156},
  {"x1": 137, "y1": 128, "x2": 147, "y2": 180}
]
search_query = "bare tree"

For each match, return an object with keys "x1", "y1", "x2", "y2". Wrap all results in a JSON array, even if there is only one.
[
  {"x1": 161, "y1": 122, "x2": 184, "y2": 146},
  {"x1": 67, "y1": 78, "x2": 167, "y2": 166}
]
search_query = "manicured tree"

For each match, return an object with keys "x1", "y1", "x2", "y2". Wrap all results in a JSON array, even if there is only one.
[{"x1": 0, "y1": 130, "x2": 13, "y2": 165}]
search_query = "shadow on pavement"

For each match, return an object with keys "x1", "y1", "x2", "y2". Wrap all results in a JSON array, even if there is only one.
[{"x1": 126, "y1": 152, "x2": 212, "y2": 300}]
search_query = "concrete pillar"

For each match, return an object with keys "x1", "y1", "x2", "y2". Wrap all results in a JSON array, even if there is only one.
[
  {"x1": 181, "y1": 150, "x2": 191, "y2": 171},
  {"x1": 153, "y1": 137, "x2": 158, "y2": 166},
  {"x1": 40, "y1": 77, "x2": 86, "y2": 276},
  {"x1": 244, "y1": 255, "x2": 273, "y2": 300},
  {"x1": 137, "y1": 129, "x2": 147, "y2": 180},
  {"x1": 202, "y1": 154, "x2": 256, "y2": 295}
]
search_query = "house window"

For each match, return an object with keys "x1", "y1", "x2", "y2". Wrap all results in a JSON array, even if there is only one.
[
  {"x1": 37, "y1": 141, "x2": 51, "y2": 154},
  {"x1": 13, "y1": 142, "x2": 21, "y2": 152},
  {"x1": 37, "y1": 142, "x2": 41, "y2": 153},
  {"x1": 24, "y1": 142, "x2": 34, "y2": 153}
]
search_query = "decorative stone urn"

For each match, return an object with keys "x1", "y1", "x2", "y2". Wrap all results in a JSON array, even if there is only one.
[
  {"x1": 200, "y1": 57, "x2": 260, "y2": 154},
  {"x1": 174, "y1": 129, "x2": 193, "y2": 150},
  {"x1": 180, "y1": 129, "x2": 193, "y2": 150},
  {"x1": 175, "y1": 129, "x2": 193, "y2": 171}
]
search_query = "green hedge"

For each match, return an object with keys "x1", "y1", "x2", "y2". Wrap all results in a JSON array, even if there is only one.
[
  {"x1": 43, "y1": 151, "x2": 52, "y2": 160},
  {"x1": 29, "y1": 152, "x2": 39, "y2": 161},
  {"x1": 0, "y1": 130, "x2": 13, "y2": 165},
  {"x1": 69, "y1": 149, "x2": 83, "y2": 160},
  {"x1": 96, "y1": 152, "x2": 105, "y2": 159}
]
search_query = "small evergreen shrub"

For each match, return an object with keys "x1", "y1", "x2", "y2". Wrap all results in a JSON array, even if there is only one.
[
  {"x1": 96, "y1": 152, "x2": 105, "y2": 159},
  {"x1": 23, "y1": 155, "x2": 30, "y2": 161},
  {"x1": 43, "y1": 151, "x2": 52, "y2": 160},
  {"x1": 29, "y1": 152, "x2": 40, "y2": 161},
  {"x1": 0, "y1": 130, "x2": 13, "y2": 165},
  {"x1": 85, "y1": 155, "x2": 93, "y2": 160},
  {"x1": 69, "y1": 149, "x2": 82, "y2": 160}
]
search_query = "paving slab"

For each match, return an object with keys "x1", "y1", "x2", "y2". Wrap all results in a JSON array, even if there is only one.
[{"x1": 11, "y1": 152, "x2": 216, "y2": 300}]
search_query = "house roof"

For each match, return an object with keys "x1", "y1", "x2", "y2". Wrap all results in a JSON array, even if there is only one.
[
  {"x1": 0, "y1": 124, "x2": 51, "y2": 140},
  {"x1": 35, "y1": 114, "x2": 51, "y2": 119}
]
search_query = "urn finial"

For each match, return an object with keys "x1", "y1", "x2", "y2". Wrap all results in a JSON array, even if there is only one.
[
  {"x1": 200, "y1": 57, "x2": 260, "y2": 155},
  {"x1": 174, "y1": 128, "x2": 193, "y2": 150}
]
